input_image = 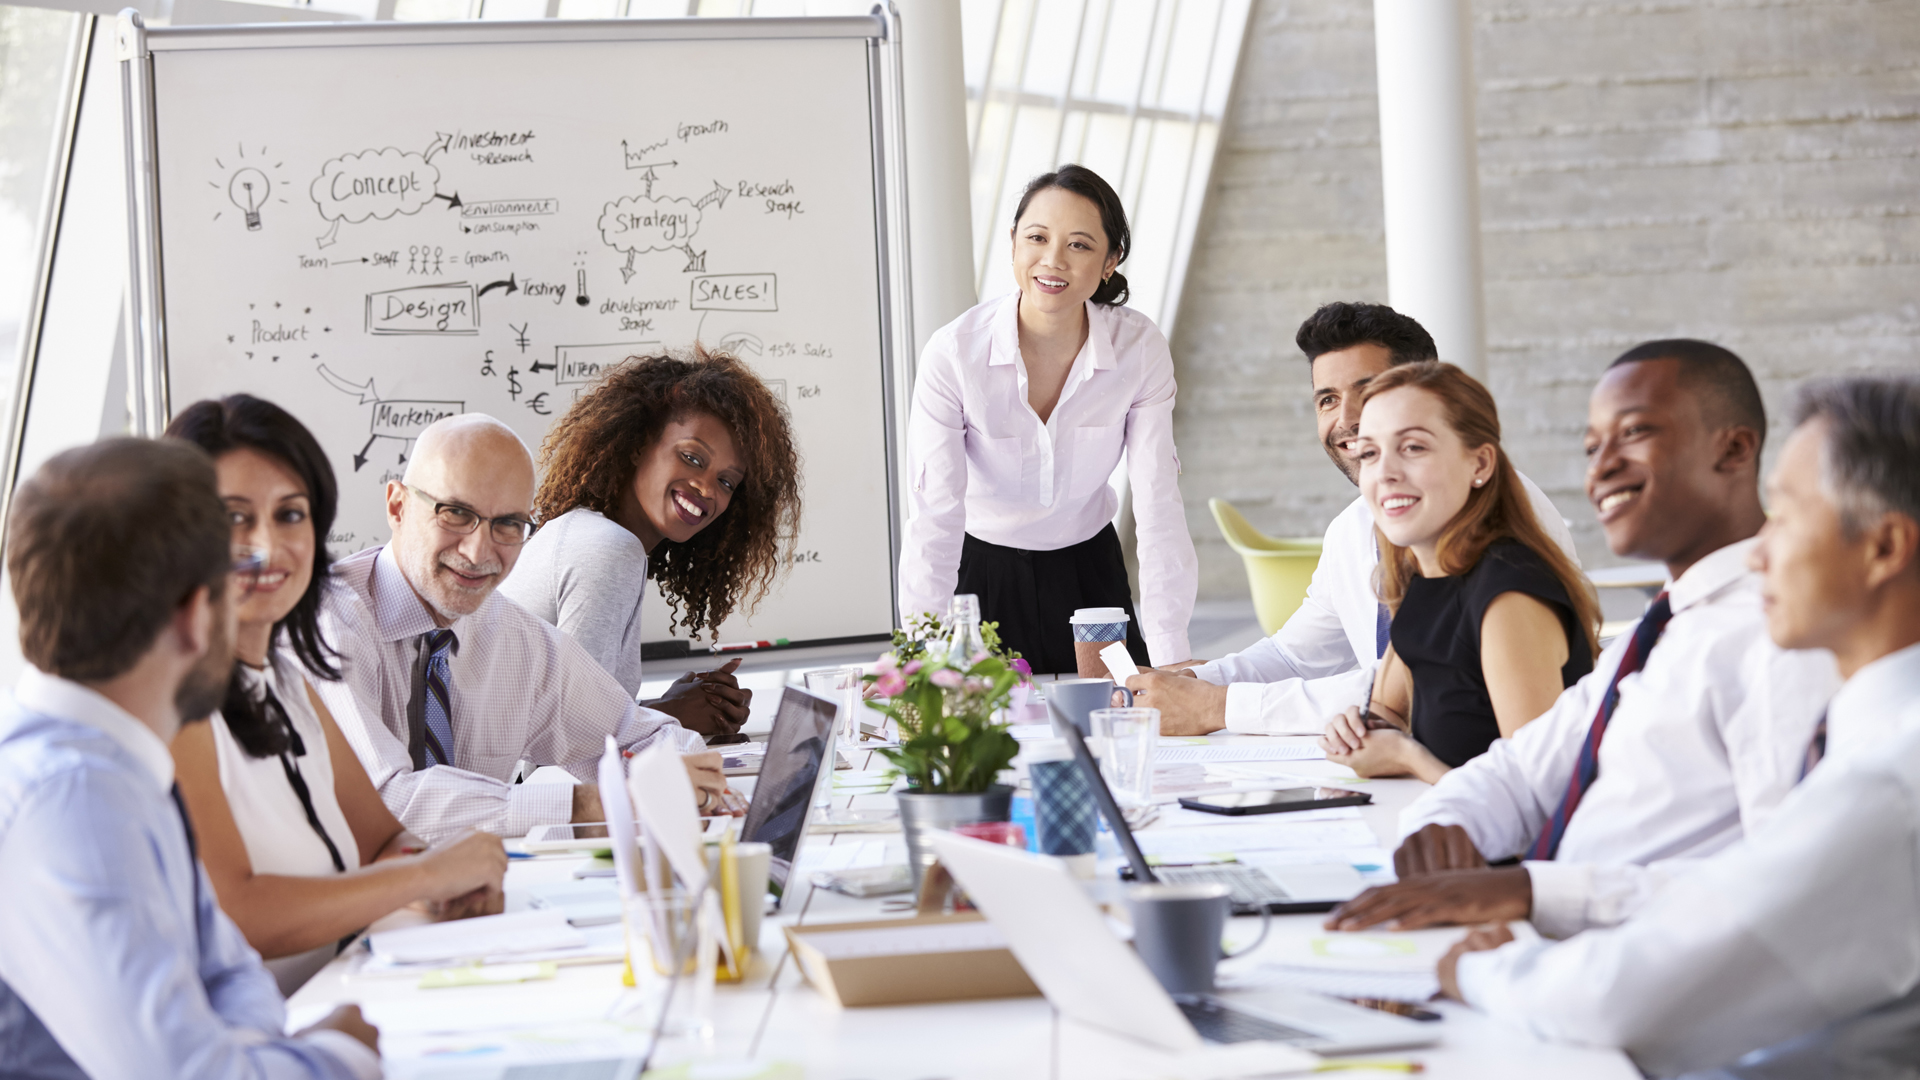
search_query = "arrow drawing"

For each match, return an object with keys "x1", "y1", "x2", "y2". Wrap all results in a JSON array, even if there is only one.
[
  {"x1": 318, "y1": 364, "x2": 379, "y2": 405},
  {"x1": 694, "y1": 181, "x2": 730, "y2": 212},
  {"x1": 477, "y1": 274, "x2": 519, "y2": 298},
  {"x1": 432, "y1": 192, "x2": 464, "y2": 210},
  {"x1": 529, "y1": 357, "x2": 558, "y2": 374},
  {"x1": 680, "y1": 245, "x2": 707, "y2": 273},
  {"x1": 351, "y1": 433, "x2": 378, "y2": 472},
  {"x1": 423, "y1": 132, "x2": 451, "y2": 163}
]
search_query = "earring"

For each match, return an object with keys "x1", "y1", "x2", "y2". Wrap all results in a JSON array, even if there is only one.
[{"x1": 1473, "y1": 478, "x2": 1485, "y2": 487}]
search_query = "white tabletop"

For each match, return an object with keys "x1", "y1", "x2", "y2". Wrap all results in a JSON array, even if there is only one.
[{"x1": 289, "y1": 709, "x2": 1638, "y2": 1079}]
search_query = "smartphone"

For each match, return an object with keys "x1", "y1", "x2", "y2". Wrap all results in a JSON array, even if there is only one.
[{"x1": 1177, "y1": 786, "x2": 1371, "y2": 816}]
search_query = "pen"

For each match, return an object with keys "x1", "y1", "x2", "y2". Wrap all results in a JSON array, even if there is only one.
[
  {"x1": 507, "y1": 850, "x2": 534, "y2": 859},
  {"x1": 1313, "y1": 1062, "x2": 1423, "y2": 1074}
]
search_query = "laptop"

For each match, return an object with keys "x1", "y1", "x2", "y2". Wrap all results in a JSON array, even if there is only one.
[
  {"x1": 737, "y1": 685, "x2": 837, "y2": 902},
  {"x1": 931, "y1": 831, "x2": 1437, "y2": 1057},
  {"x1": 1058, "y1": 719, "x2": 1365, "y2": 915}
]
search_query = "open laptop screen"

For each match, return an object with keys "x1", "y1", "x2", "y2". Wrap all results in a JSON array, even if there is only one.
[{"x1": 739, "y1": 686, "x2": 836, "y2": 891}]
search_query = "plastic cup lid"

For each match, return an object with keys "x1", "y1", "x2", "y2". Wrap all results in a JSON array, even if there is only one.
[{"x1": 1069, "y1": 607, "x2": 1129, "y2": 623}]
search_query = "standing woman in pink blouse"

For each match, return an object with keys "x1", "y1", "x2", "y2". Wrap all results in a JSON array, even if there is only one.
[{"x1": 898, "y1": 165, "x2": 1198, "y2": 673}]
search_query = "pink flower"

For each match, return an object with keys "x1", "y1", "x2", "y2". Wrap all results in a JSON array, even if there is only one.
[
  {"x1": 1011, "y1": 657, "x2": 1032, "y2": 677},
  {"x1": 873, "y1": 652, "x2": 899, "y2": 675},
  {"x1": 872, "y1": 671, "x2": 906, "y2": 697},
  {"x1": 904, "y1": 660, "x2": 924, "y2": 676},
  {"x1": 930, "y1": 668, "x2": 963, "y2": 689}
]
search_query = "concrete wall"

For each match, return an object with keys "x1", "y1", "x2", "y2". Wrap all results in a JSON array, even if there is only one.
[{"x1": 1170, "y1": 0, "x2": 1920, "y2": 600}]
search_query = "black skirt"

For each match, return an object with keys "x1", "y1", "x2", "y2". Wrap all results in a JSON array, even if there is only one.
[{"x1": 956, "y1": 524, "x2": 1151, "y2": 676}]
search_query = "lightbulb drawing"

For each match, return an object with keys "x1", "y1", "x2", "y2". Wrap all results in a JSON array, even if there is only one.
[{"x1": 229, "y1": 167, "x2": 270, "y2": 231}]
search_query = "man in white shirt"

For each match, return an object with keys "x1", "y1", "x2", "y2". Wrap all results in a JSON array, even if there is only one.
[
  {"x1": 1126, "y1": 302, "x2": 1573, "y2": 734},
  {"x1": 1437, "y1": 374, "x2": 1920, "y2": 1078},
  {"x1": 313, "y1": 414, "x2": 728, "y2": 843},
  {"x1": 0, "y1": 438, "x2": 380, "y2": 1079},
  {"x1": 1326, "y1": 341, "x2": 1836, "y2": 941}
]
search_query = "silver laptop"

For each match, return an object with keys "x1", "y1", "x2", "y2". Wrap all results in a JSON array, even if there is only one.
[
  {"x1": 930, "y1": 831, "x2": 1438, "y2": 1057},
  {"x1": 737, "y1": 685, "x2": 837, "y2": 904}
]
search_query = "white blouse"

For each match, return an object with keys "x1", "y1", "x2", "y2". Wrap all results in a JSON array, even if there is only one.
[
  {"x1": 210, "y1": 656, "x2": 360, "y2": 995},
  {"x1": 898, "y1": 290, "x2": 1199, "y2": 663}
]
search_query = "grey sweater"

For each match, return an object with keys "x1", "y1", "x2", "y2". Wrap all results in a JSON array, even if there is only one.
[{"x1": 499, "y1": 508, "x2": 649, "y2": 697}]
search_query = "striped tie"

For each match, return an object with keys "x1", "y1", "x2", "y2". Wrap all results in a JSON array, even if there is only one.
[
  {"x1": 421, "y1": 629, "x2": 457, "y2": 766},
  {"x1": 1529, "y1": 591, "x2": 1673, "y2": 861}
]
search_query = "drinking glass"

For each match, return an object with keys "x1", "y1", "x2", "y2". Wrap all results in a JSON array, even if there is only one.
[
  {"x1": 804, "y1": 667, "x2": 864, "y2": 750},
  {"x1": 1090, "y1": 707, "x2": 1159, "y2": 807},
  {"x1": 620, "y1": 888, "x2": 716, "y2": 1042}
]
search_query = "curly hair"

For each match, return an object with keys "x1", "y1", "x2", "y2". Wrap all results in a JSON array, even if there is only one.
[{"x1": 533, "y1": 345, "x2": 802, "y2": 638}]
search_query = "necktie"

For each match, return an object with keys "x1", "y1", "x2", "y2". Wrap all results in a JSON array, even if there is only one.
[
  {"x1": 1375, "y1": 602, "x2": 1392, "y2": 660},
  {"x1": 419, "y1": 629, "x2": 457, "y2": 767},
  {"x1": 1529, "y1": 591, "x2": 1674, "y2": 861},
  {"x1": 1799, "y1": 711, "x2": 1828, "y2": 781},
  {"x1": 169, "y1": 783, "x2": 203, "y2": 948}
]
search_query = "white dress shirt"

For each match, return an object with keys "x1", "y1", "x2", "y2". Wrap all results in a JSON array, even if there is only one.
[
  {"x1": 898, "y1": 290, "x2": 1199, "y2": 663},
  {"x1": 311, "y1": 545, "x2": 691, "y2": 844},
  {"x1": 1456, "y1": 642, "x2": 1920, "y2": 1077},
  {"x1": 0, "y1": 667, "x2": 379, "y2": 1080},
  {"x1": 210, "y1": 656, "x2": 361, "y2": 995},
  {"x1": 1399, "y1": 539, "x2": 1839, "y2": 938},
  {"x1": 1192, "y1": 473, "x2": 1576, "y2": 734}
]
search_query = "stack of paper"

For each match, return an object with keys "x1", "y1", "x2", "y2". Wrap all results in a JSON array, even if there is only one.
[{"x1": 365, "y1": 910, "x2": 622, "y2": 970}]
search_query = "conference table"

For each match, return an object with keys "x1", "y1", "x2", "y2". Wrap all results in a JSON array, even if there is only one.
[{"x1": 288, "y1": 673, "x2": 1639, "y2": 1079}]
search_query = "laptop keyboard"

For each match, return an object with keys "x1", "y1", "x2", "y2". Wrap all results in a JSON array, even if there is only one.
[
  {"x1": 1176, "y1": 998, "x2": 1319, "y2": 1046},
  {"x1": 1159, "y1": 864, "x2": 1287, "y2": 908}
]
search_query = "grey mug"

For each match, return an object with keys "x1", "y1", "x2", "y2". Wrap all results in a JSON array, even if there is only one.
[
  {"x1": 1126, "y1": 882, "x2": 1271, "y2": 996},
  {"x1": 1046, "y1": 678, "x2": 1133, "y2": 737}
]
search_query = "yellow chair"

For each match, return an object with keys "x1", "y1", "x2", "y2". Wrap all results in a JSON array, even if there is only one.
[{"x1": 1209, "y1": 498, "x2": 1324, "y2": 636}]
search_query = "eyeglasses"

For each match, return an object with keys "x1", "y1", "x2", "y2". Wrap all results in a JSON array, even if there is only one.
[{"x1": 404, "y1": 484, "x2": 537, "y2": 546}]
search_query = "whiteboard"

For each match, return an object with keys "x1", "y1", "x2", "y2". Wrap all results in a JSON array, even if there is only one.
[{"x1": 122, "y1": 15, "x2": 909, "y2": 651}]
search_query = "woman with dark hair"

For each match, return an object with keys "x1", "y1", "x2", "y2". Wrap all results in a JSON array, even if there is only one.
[
  {"x1": 898, "y1": 164, "x2": 1197, "y2": 673},
  {"x1": 167, "y1": 395, "x2": 508, "y2": 995},
  {"x1": 1320, "y1": 363, "x2": 1601, "y2": 781},
  {"x1": 500, "y1": 345, "x2": 802, "y2": 739}
]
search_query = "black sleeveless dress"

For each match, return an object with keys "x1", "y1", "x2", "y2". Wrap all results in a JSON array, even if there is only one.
[{"x1": 1390, "y1": 539, "x2": 1592, "y2": 768}]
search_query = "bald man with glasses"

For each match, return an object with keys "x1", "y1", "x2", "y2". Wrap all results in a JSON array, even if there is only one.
[{"x1": 310, "y1": 414, "x2": 731, "y2": 844}]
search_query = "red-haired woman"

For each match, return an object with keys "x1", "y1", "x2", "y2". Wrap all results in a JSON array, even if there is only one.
[{"x1": 1320, "y1": 362, "x2": 1599, "y2": 782}]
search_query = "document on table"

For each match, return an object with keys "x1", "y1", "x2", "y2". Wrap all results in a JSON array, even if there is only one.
[
  {"x1": 366, "y1": 910, "x2": 619, "y2": 969},
  {"x1": 1155, "y1": 741, "x2": 1327, "y2": 764},
  {"x1": 1131, "y1": 819, "x2": 1378, "y2": 860},
  {"x1": 796, "y1": 839, "x2": 890, "y2": 874}
]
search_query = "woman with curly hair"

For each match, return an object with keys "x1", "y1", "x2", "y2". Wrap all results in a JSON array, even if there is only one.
[{"x1": 501, "y1": 346, "x2": 802, "y2": 739}]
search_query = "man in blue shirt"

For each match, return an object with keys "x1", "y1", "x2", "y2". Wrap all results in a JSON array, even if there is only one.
[{"x1": 0, "y1": 437, "x2": 381, "y2": 1078}]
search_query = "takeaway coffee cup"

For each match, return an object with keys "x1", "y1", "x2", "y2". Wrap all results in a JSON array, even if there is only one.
[
  {"x1": 1046, "y1": 678, "x2": 1133, "y2": 738},
  {"x1": 1070, "y1": 607, "x2": 1131, "y2": 679},
  {"x1": 1126, "y1": 882, "x2": 1271, "y2": 996}
]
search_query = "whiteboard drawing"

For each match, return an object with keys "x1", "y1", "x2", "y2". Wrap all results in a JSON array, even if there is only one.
[
  {"x1": 210, "y1": 143, "x2": 289, "y2": 231},
  {"x1": 317, "y1": 364, "x2": 464, "y2": 471},
  {"x1": 599, "y1": 151, "x2": 732, "y2": 280},
  {"x1": 548, "y1": 341, "x2": 661, "y2": 386},
  {"x1": 311, "y1": 135, "x2": 461, "y2": 249},
  {"x1": 365, "y1": 283, "x2": 480, "y2": 335}
]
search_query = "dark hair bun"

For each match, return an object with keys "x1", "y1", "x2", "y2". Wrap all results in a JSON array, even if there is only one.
[{"x1": 1091, "y1": 270, "x2": 1129, "y2": 307}]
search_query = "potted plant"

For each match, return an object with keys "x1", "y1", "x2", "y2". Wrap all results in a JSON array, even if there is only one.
[{"x1": 865, "y1": 613, "x2": 1030, "y2": 885}]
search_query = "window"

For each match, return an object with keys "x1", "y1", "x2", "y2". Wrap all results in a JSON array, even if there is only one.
[{"x1": 961, "y1": 0, "x2": 1250, "y2": 333}]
